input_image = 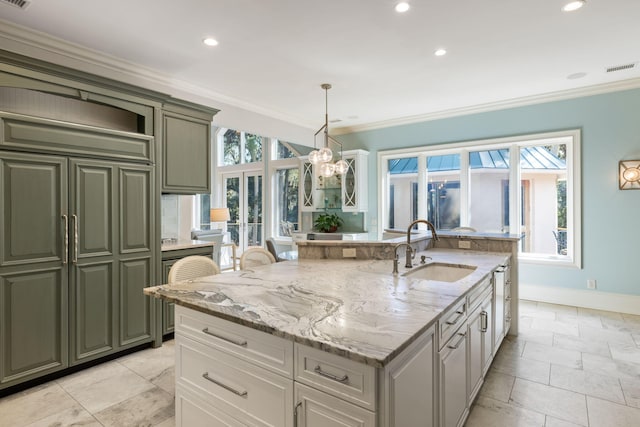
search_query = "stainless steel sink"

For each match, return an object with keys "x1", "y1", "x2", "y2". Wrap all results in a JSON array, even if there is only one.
[{"x1": 403, "y1": 263, "x2": 476, "y2": 282}]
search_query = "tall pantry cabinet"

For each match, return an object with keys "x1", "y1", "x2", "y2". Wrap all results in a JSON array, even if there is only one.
[{"x1": 0, "y1": 116, "x2": 155, "y2": 388}]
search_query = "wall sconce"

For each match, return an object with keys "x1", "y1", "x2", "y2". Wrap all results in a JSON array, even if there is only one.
[{"x1": 619, "y1": 160, "x2": 640, "y2": 190}]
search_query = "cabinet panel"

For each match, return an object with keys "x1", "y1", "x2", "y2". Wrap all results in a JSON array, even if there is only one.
[
  {"x1": 119, "y1": 257, "x2": 152, "y2": 346},
  {"x1": 295, "y1": 382, "x2": 375, "y2": 427},
  {"x1": 467, "y1": 306, "x2": 484, "y2": 402},
  {"x1": 162, "y1": 113, "x2": 210, "y2": 194},
  {"x1": 70, "y1": 262, "x2": 114, "y2": 364},
  {"x1": 176, "y1": 385, "x2": 247, "y2": 427},
  {"x1": 162, "y1": 259, "x2": 177, "y2": 334},
  {"x1": 0, "y1": 268, "x2": 67, "y2": 384},
  {"x1": 120, "y1": 166, "x2": 152, "y2": 253},
  {"x1": 0, "y1": 153, "x2": 67, "y2": 266},
  {"x1": 439, "y1": 329, "x2": 468, "y2": 427}
]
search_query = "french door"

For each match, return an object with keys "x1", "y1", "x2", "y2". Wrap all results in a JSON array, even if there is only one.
[{"x1": 223, "y1": 171, "x2": 263, "y2": 254}]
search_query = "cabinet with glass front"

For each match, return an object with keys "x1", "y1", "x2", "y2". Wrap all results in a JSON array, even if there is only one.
[{"x1": 299, "y1": 150, "x2": 368, "y2": 212}]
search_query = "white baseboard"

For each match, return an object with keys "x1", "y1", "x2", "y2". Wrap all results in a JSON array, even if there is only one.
[{"x1": 520, "y1": 284, "x2": 640, "y2": 315}]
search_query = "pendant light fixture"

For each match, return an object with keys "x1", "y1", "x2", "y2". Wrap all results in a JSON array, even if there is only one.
[{"x1": 308, "y1": 84, "x2": 349, "y2": 177}]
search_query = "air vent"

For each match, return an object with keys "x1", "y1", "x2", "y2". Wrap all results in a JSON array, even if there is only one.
[
  {"x1": 606, "y1": 63, "x2": 636, "y2": 73},
  {"x1": 0, "y1": 0, "x2": 30, "y2": 9}
]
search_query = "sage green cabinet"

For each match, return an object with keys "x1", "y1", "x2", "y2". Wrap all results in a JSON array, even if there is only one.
[
  {"x1": 0, "y1": 152, "x2": 69, "y2": 385},
  {"x1": 160, "y1": 245, "x2": 213, "y2": 335},
  {"x1": 1, "y1": 149, "x2": 155, "y2": 389},
  {"x1": 161, "y1": 103, "x2": 218, "y2": 194}
]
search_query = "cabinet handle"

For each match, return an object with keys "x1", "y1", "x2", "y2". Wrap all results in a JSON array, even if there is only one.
[
  {"x1": 62, "y1": 215, "x2": 68, "y2": 265},
  {"x1": 480, "y1": 311, "x2": 488, "y2": 332},
  {"x1": 202, "y1": 372, "x2": 247, "y2": 397},
  {"x1": 447, "y1": 332, "x2": 466, "y2": 350},
  {"x1": 445, "y1": 310, "x2": 465, "y2": 326},
  {"x1": 202, "y1": 328, "x2": 248, "y2": 347},
  {"x1": 314, "y1": 365, "x2": 349, "y2": 384},
  {"x1": 294, "y1": 401, "x2": 302, "y2": 427},
  {"x1": 71, "y1": 214, "x2": 78, "y2": 264}
]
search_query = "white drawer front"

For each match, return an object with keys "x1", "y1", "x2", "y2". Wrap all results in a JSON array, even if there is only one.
[
  {"x1": 295, "y1": 382, "x2": 376, "y2": 427},
  {"x1": 175, "y1": 305, "x2": 294, "y2": 378},
  {"x1": 439, "y1": 299, "x2": 467, "y2": 349},
  {"x1": 295, "y1": 344, "x2": 376, "y2": 411},
  {"x1": 176, "y1": 384, "x2": 248, "y2": 427},
  {"x1": 177, "y1": 336, "x2": 293, "y2": 427}
]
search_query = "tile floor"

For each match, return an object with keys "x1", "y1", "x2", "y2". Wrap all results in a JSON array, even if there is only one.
[{"x1": 1, "y1": 301, "x2": 639, "y2": 426}]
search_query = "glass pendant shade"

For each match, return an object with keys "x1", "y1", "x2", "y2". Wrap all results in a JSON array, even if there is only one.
[
  {"x1": 623, "y1": 167, "x2": 640, "y2": 182},
  {"x1": 318, "y1": 147, "x2": 333, "y2": 163},
  {"x1": 334, "y1": 159, "x2": 349, "y2": 175},
  {"x1": 309, "y1": 150, "x2": 320, "y2": 164},
  {"x1": 319, "y1": 162, "x2": 335, "y2": 177}
]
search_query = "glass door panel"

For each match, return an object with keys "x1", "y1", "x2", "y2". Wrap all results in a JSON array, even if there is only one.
[{"x1": 222, "y1": 171, "x2": 263, "y2": 254}]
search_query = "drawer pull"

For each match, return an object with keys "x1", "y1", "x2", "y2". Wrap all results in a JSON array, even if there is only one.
[
  {"x1": 294, "y1": 401, "x2": 303, "y2": 427},
  {"x1": 445, "y1": 310, "x2": 465, "y2": 325},
  {"x1": 480, "y1": 311, "x2": 488, "y2": 333},
  {"x1": 202, "y1": 372, "x2": 248, "y2": 397},
  {"x1": 447, "y1": 332, "x2": 466, "y2": 350},
  {"x1": 202, "y1": 328, "x2": 248, "y2": 347},
  {"x1": 314, "y1": 365, "x2": 349, "y2": 384}
]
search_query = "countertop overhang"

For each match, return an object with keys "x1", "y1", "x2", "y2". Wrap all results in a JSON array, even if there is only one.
[{"x1": 145, "y1": 248, "x2": 509, "y2": 367}]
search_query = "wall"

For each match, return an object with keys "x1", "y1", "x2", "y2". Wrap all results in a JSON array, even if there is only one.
[{"x1": 339, "y1": 88, "x2": 640, "y2": 300}]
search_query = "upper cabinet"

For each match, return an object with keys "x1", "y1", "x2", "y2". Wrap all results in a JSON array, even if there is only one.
[
  {"x1": 161, "y1": 101, "x2": 219, "y2": 194},
  {"x1": 300, "y1": 149, "x2": 368, "y2": 212}
]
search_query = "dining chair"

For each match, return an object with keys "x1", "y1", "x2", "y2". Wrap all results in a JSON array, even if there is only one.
[
  {"x1": 239, "y1": 247, "x2": 276, "y2": 270},
  {"x1": 168, "y1": 255, "x2": 220, "y2": 283}
]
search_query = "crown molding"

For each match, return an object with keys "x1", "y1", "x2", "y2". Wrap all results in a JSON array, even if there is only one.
[
  {"x1": 0, "y1": 19, "x2": 315, "y2": 130},
  {"x1": 333, "y1": 78, "x2": 640, "y2": 135}
]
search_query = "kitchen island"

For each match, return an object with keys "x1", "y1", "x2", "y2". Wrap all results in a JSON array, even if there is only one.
[{"x1": 145, "y1": 248, "x2": 513, "y2": 426}]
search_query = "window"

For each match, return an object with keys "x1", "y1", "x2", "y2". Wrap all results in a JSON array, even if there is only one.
[
  {"x1": 276, "y1": 140, "x2": 298, "y2": 159},
  {"x1": 379, "y1": 130, "x2": 580, "y2": 267},
  {"x1": 222, "y1": 129, "x2": 263, "y2": 165},
  {"x1": 275, "y1": 167, "x2": 299, "y2": 236}
]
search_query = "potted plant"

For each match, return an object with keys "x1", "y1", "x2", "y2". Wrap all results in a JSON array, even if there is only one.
[{"x1": 314, "y1": 212, "x2": 344, "y2": 233}]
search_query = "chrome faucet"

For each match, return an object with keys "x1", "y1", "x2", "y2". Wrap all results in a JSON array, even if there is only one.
[{"x1": 405, "y1": 219, "x2": 439, "y2": 268}]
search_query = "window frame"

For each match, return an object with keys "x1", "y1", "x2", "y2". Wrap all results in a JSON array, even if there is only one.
[{"x1": 378, "y1": 129, "x2": 582, "y2": 268}]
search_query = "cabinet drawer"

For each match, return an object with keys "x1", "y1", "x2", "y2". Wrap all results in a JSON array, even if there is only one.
[
  {"x1": 439, "y1": 299, "x2": 467, "y2": 349},
  {"x1": 175, "y1": 306, "x2": 293, "y2": 378},
  {"x1": 295, "y1": 382, "x2": 376, "y2": 427},
  {"x1": 177, "y1": 336, "x2": 293, "y2": 427},
  {"x1": 467, "y1": 277, "x2": 492, "y2": 312},
  {"x1": 295, "y1": 344, "x2": 376, "y2": 411},
  {"x1": 176, "y1": 384, "x2": 247, "y2": 427}
]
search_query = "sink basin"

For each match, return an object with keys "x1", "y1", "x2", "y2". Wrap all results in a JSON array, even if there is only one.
[{"x1": 403, "y1": 263, "x2": 476, "y2": 282}]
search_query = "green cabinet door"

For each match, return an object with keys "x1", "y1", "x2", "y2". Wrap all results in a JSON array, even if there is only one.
[
  {"x1": 69, "y1": 159, "x2": 117, "y2": 364},
  {"x1": 161, "y1": 112, "x2": 211, "y2": 194},
  {"x1": 0, "y1": 152, "x2": 69, "y2": 387},
  {"x1": 119, "y1": 165, "x2": 155, "y2": 347},
  {"x1": 161, "y1": 259, "x2": 177, "y2": 334}
]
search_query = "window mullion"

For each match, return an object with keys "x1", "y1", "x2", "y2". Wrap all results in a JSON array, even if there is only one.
[
  {"x1": 417, "y1": 154, "x2": 428, "y2": 222},
  {"x1": 509, "y1": 146, "x2": 520, "y2": 237},
  {"x1": 459, "y1": 149, "x2": 470, "y2": 226}
]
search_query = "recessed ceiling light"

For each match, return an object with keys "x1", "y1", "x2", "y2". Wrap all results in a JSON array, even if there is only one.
[
  {"x1": 562, "y1": 1, "x2": 585, "y2": 12},
  {"x1": 395, "y1": 2, "x2": 410, "y2": 13},
  {"x1": 434, "y1": 48, "x2": 447, "y2": 57},
  {"x1": 203, "y1": 38, "x2": 219, "y2": 46}
]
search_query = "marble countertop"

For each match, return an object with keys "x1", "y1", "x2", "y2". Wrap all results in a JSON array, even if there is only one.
[
  {"x1": 161, "y1": 239, "x2": 214, "y2": 252},
  {"x1": 145, "y1": 248, "x2": 509, "y2": 367}
]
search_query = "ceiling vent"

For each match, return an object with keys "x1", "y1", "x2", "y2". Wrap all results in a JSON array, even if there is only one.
[
  {"x1": 606, "y1": 63, "x2": 636, "y2": 73},
  {"x1": 0, "y1": 0, "x2": 30, "y2": 9}
]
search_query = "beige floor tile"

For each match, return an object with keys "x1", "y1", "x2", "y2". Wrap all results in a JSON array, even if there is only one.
[
  {"x1": 94, "y1": 387, "x2": 174, "y2": 427},
  {"x1": 601, "y1": 317, "x2": 640, "y2": 334},
  {"x1": 620, "y1": 377, "x2": 640, "y2": 408},
  {"x1": 633, "y1": 333, "x2": 640, "y2": 347},
  {"x1": 150, "y1": 366, "x2": 175, "y2": 396},
  {"x1": 509, "y1": 378, "x2": 588, "y2": 426},
  {"x1": 586, "y1": 396, "x2": 640, "y2": 427},
  {"x1": 556, "y1": 313, "x2": 602, "y2": 329},
  {"x1": 478, "y1": 370, "x2": 515, "y2": 403},
  {"x1": 24, "y1": 404, "x2": 101, "y2": 427},
  {"x1": 118, "y1": 340, "x2": 175, "y2": 380},
  {"x1": 549, "y1": 364, "x2": 625, "y2": 404},
  {"x1": 0, "y1": 382, "x2": 78, "y2": 427},
  {"x1": 609, "y1": 343, "x2": 640, "y2": 365},
  {"x1": 577, "y1": 307, "x2": 624, "y2": 322},
  {"x1": 578, "y1": 324, "x2": 636, "y2": 346},
  {"x1": 553, "y1": 333, "x2": 611, "y2": 358},
  {"x1": 516, "y1": 326, "x2": 555, "y2": 346},
  {"x1": 465, "y1": 396, "x2": 545, "y2": 427},
  {"x1": 497, "y1": 335, "x2": 526, "y2": 358},
  {"x1": 491, "y1": 352, "x2": 551, "y2": 385},
  {"x1": 582, "y1": 352, "x2": 640, "y2": 381},
  {"x1": 57, "y1": 361, "x2": 155, "y2": 413},
  {"x1": 522, "y1": 342, "x2": 582, "y2": 369},
  {"x1": 519, "y1": 300, "x2": 540, "y2": 314},
  {"x1": 536, "y1": 302, "x2": 578, "y2": 316},
  {"x1": 544, "y1": 415, "x2": 584, "y2": 427},
  {"x1": 155, "y1": 417, "x2": 175, "y2": 427},
  {"x1": 530, "y1": 318, "x2": 579, "y2": 336},
  {"x1": 521, "y1": 310, "x2": 556, "y2": 321}
]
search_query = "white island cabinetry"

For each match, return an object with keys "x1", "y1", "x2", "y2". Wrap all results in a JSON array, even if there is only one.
[{"x1": 174, "y1": 305, "x2": 436, "y2": 427}]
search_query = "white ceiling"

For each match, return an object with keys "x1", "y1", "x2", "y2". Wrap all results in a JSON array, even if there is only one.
[{"x1": 1, "y1": 0, "x2": 640, "y2": 133}]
